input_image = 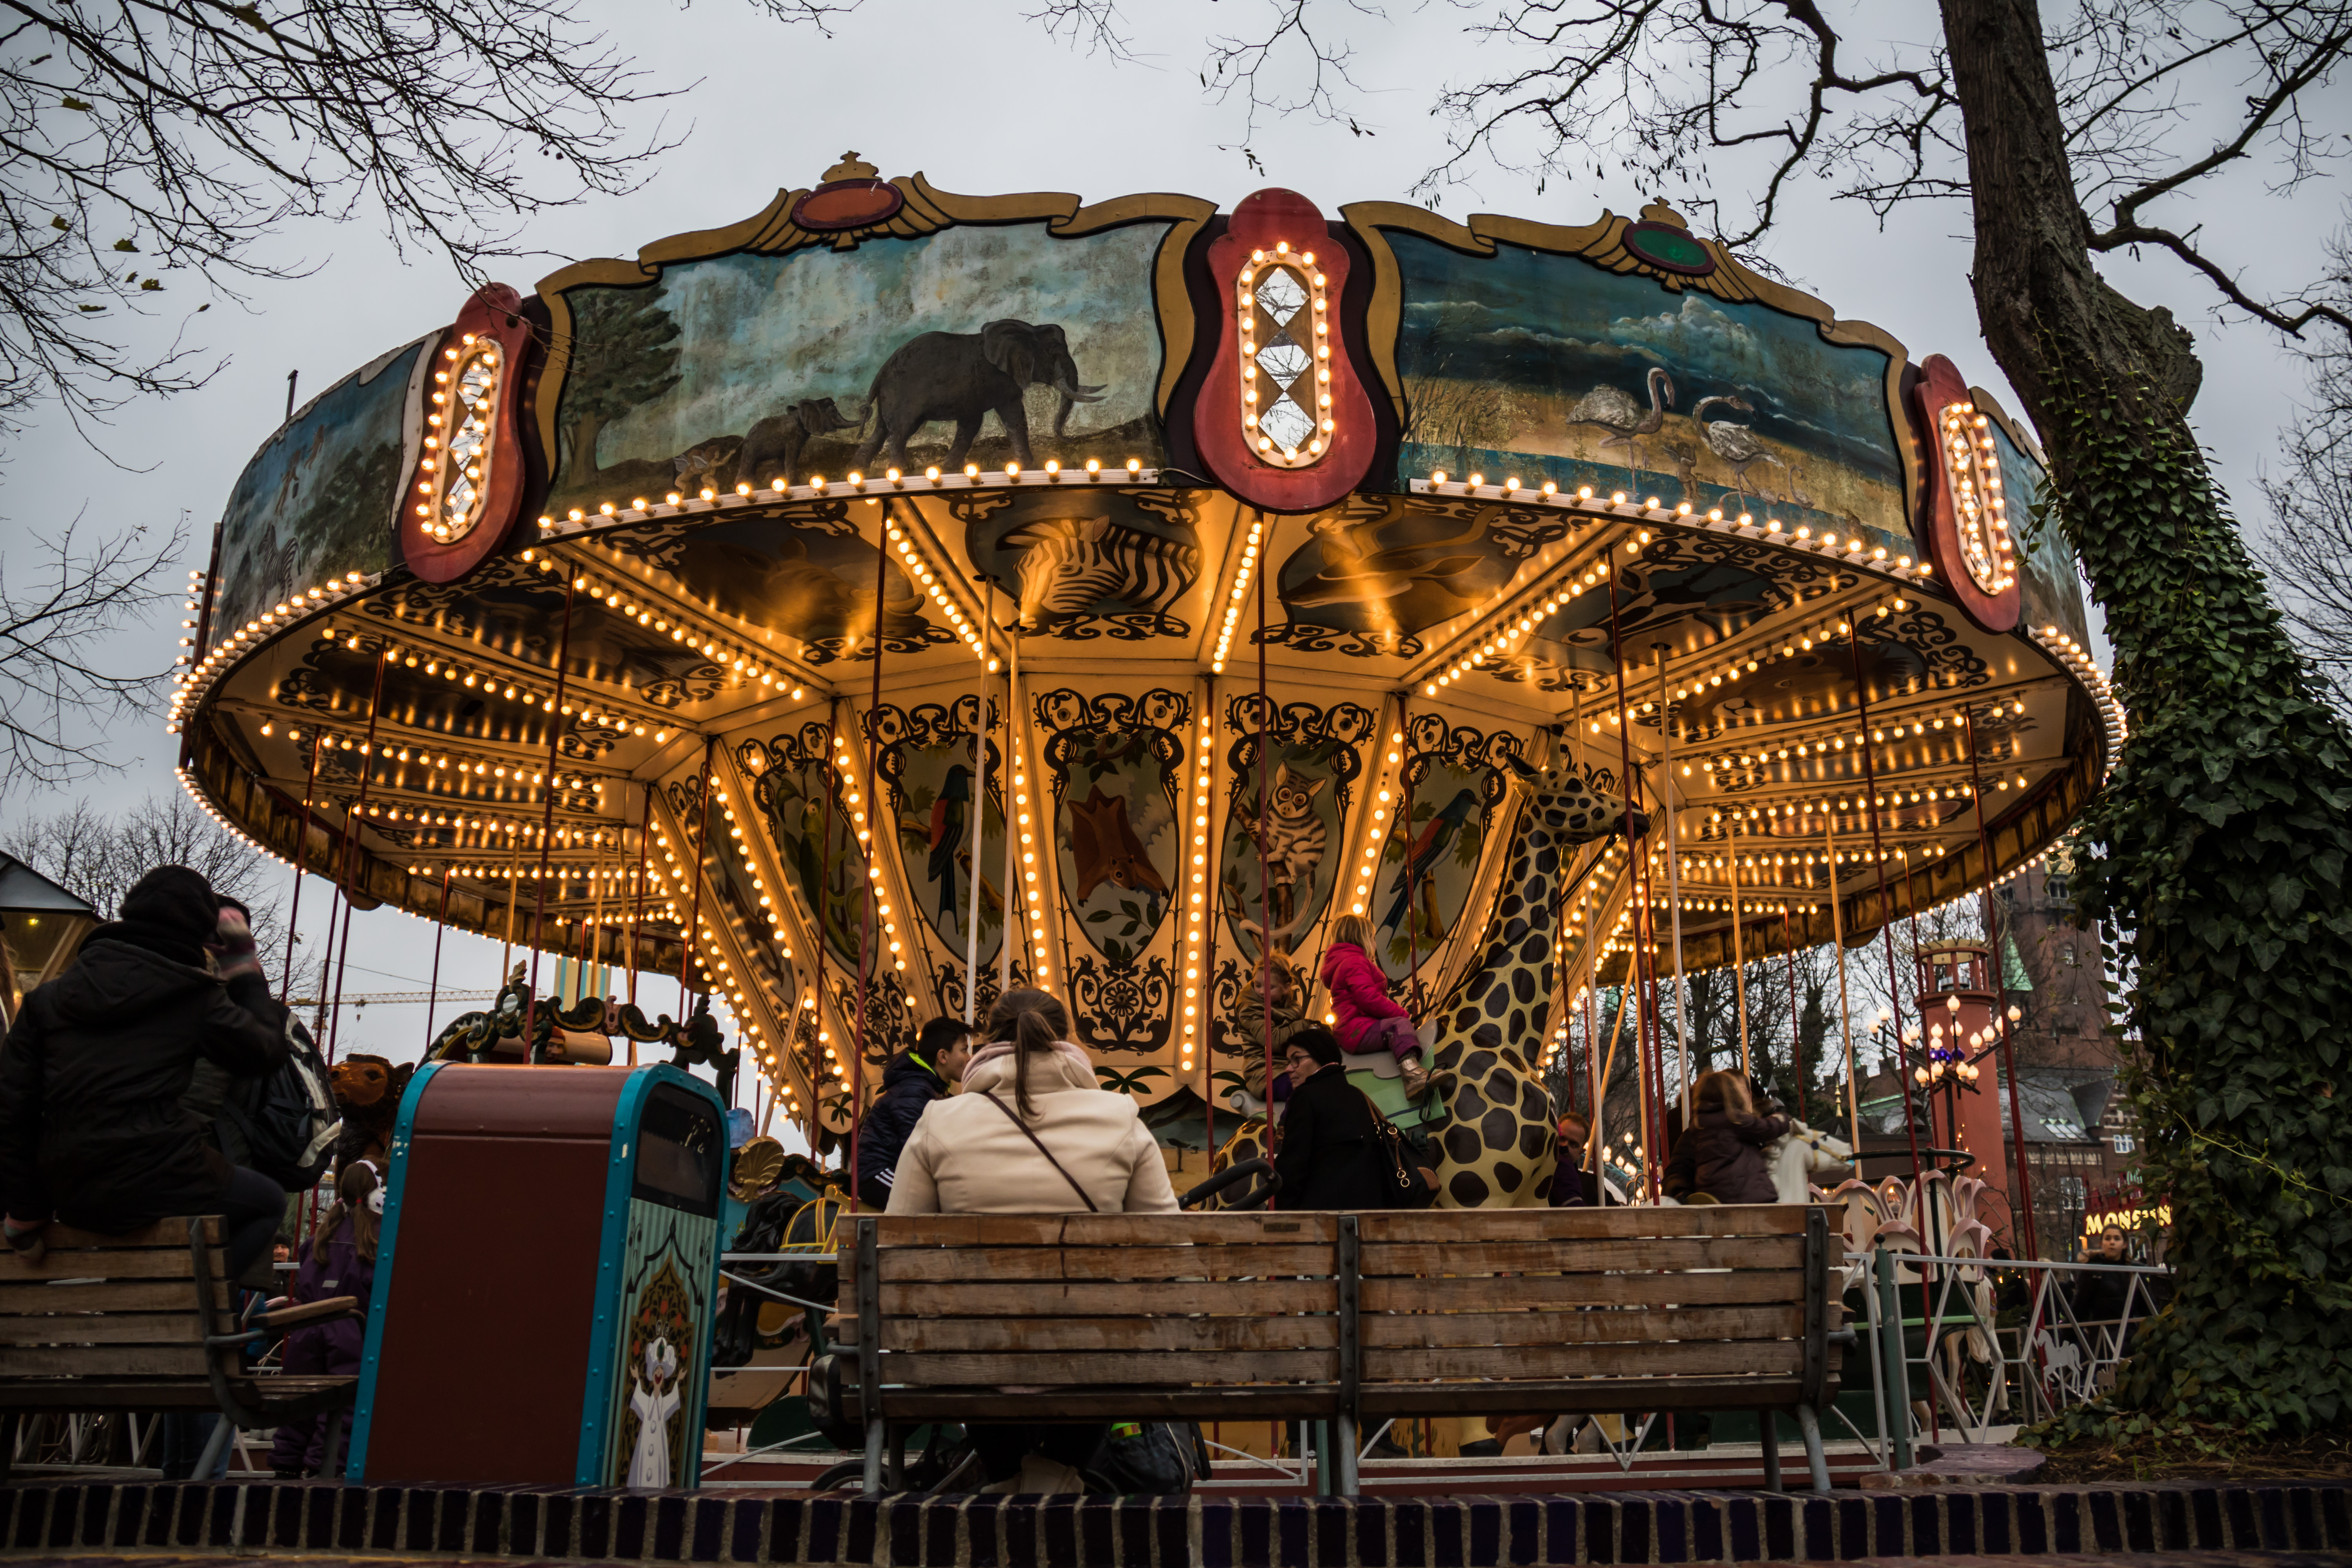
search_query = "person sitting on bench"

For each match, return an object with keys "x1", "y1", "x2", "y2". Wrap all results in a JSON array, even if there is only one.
[{"x1": 885, "y1": 987, "x2": 1178, "y2": 1493}]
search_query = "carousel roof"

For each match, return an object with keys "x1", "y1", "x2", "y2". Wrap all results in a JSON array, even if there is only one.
[{"x1": 165, "y1": 158, "x2": 2117, "y2": 1128}]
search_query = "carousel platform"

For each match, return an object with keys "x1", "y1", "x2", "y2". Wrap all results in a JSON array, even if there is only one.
[{"x1": 1, "y1": 1472, "x2": 2345, "y2": 1565}]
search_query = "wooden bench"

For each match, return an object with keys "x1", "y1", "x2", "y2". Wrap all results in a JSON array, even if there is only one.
[
  {"x1": 0, "y1": 1217, "x2": 360, "y2": 1478},
  {"x1": 811, "y1": 1204, "x2": 1849, "y2": 1495}
]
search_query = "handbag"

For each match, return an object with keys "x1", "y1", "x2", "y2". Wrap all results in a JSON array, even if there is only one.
[
  {"x1": 979, "y1": 1093, "x2": 1100, "y2": 1211},
  {"x1": 1089, "y1": 1419, "x2": 1210, "y2": 1495},
  {"x1": 1357, "y1": 1090, "x2": 1436, "y2": 1209}
]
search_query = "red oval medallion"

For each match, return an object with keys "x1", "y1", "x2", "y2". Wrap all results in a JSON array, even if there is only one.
[
  {"x1": 1911, "y1": 353, "x2": 2022, "y2": 635},
  {"x1": 791, "y1": 179, "x2": 905, "y2": 233}
]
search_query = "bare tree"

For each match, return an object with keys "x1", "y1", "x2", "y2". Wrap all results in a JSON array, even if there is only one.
[
  {"x1": 0, "y1": 0, "x2": 853, "y2": 436},
  {"x1": 1, "y1": 790, "x2": 289, "y2": 976},
  {"x1": 0, "y1": 514, "x2": 180, "y2": 791},
  {"x1": 2261, "y1": 236, "x2": 2352, "y2": 704}
]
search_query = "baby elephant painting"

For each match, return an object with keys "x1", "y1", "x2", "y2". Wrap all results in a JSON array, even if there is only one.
[{"x1": 851, "y1": 319, "x2": 1105, "y2": 474}]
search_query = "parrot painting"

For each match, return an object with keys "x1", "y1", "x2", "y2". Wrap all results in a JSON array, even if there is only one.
[
  {"x1": 1377, "y1": 787, "x2": 1481, "y2": 936},
  {"x1": 927, "y1": 764, "x2": 973, "y2": 920}
]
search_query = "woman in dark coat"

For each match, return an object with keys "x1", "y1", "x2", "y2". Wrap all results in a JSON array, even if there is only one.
[
  {"x1": 1272, "y1": 1026, "x2": 1397, "y2": 1210},
  {"x1": 1660, "y1": 1069, "x2": 1788, "y2": 1205},
  {"x1": 0, "y1": 866, "x2": 290, "y2": 1278},
  {"x1": 272, "y1": 1160, "x2": 381, "y2": 1477}
]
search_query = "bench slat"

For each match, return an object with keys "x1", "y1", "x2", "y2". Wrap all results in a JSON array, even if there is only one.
[
  {"x1": 872, "y1": 1215, "x2": 1340, "y2": 1246},
  {"x1": 1359, "y1": 1207, "x2": 1814, "y2": 1241},
  {"x1": 0, "y1": 1344, "x2": 209, "y2": 1376},
  {"x1": 843, "y1": 1279, "x2": 1340, "y2": 1318},
  {"x1": 1360, "y1": 1235, "x2": 1801, "y2": 1276},
  {"x1": 868, "y1": 1387, "x2": 1345, "y2": 1421},
  {"x1": 880, "y1": 1315, "x2": 1340, "y2": 1354},
  {"x1": 1360, "y1": 1304, "x2": 1802, "y2": 1348},
  {"x1": 0, "y1": 1250, "x2": 202, "y2": 1282},
  {"x1": 1360, "y1": 1374, "x2": 1820, "y2": 1417},
  {"x1": 1363, "y1": 1269, "x2": 1802, "y2": 1312},
  {"x1": 0, "y1": 1313, "x2": 203, "y2": 1345},
  {"x1": 877, "y1": 1349, "x2": 1337, "y2": 1385},
  {"x1": 0, "y1": 1280, "x2": 228, "y2": 1315},
  {"x1": 877, "y1": 1245, "x2": 1335, "y2": 1283},
  {"x1": 1361, "y1": 1339, "x2": 1801, "y2": 1382},
  {"x1": 26, "y1": 1218, "x2": 223, "y2": 1251}
]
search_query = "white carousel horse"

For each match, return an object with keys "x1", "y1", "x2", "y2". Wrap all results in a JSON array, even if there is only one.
[{"x1": 1765, "y1": 1120, "x2": 1854, "y2": 1205}]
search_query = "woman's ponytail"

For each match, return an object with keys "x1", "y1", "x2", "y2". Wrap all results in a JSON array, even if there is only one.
[{"x1": 983, "y1": 986, "x2": 1073, "y2": 1118}]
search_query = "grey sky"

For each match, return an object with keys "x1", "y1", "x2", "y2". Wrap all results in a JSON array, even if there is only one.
[{"x1": 0, "y1": 0, "x2": 2334, "y2": 1128}]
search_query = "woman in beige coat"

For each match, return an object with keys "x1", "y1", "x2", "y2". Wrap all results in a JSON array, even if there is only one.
[
  {"x1": 884, "y1": 988, "x2": 1178, "y2": 1492},
  {"x1": 885, "y1": 989, "x2": 1179, "y2": 1218}
]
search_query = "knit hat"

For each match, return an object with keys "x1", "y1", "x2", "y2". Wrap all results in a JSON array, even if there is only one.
[{"x1": 119, "y1": 866, "x2": 221, "y2": 938}]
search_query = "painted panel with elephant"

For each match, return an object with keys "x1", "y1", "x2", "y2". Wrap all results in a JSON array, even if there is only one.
[{"x1": 543, "y1": 223, "x2": 1172, "y2": 523}]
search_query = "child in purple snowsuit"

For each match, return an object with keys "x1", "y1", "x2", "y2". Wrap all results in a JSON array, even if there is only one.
[{"x1": 269, "y1": 1160, "x2": 380, "y2": 1477}]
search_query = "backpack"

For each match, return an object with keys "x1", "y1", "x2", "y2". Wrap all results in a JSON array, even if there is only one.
[{"x1": 223, "y1": 1018, "x2": 341, "y2": 1191}]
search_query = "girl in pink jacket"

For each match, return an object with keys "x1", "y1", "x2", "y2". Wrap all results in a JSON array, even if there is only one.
[{"x1": 1318, "y1": 914, "x2": 1448, "y2": 1099}]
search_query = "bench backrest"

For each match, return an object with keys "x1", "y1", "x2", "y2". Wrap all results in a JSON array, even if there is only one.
[
  {"x1": 838, "y1": 1212, "x2": 1348, "y2": 1421},
  {"x1": 841, "y1": 1205, "x2": 1842, "y2": 1420},
  {"x1": 0, "y1": 1218, "x2": 229, "y2": 1388}
]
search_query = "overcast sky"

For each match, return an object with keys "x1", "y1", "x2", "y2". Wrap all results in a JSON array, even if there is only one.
[{"x1": 1, "y1": 0, "x2": 2337, "y2": 1133}]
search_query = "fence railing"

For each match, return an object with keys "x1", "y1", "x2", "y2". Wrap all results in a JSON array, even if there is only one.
[{"x1": 1855, "y1": 1248, "x2": 2172, "y2": 1466}]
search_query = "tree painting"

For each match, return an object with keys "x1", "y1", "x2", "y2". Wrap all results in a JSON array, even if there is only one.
[{"x1": 557, "y1": 285, "x2": 682, "y2": 484}]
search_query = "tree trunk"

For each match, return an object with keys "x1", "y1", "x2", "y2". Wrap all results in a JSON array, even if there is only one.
[
  {"x1": 567, "y1": 412, "x2": 606, "y2": 479},
  {"x1": 1943, "y1": 0, "x2": 2352, "y2": 1436}
]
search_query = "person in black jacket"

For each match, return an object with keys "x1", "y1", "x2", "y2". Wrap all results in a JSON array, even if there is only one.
[
  {"x1": 1660, "y1": 1070, "x2": 1789, "y2": 1205},
  {"x1": 0, "y1": 866, "x2": 291, "y2": 1280},
  {"x1": 854, "y1": 1015, "x2": 973, "y2": 1210},
  {"x1": 1271, "y1": 1025, "x2": 1395, "y2": 1210}
]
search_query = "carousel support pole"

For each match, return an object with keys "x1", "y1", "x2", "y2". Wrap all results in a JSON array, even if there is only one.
[
  {"x1": 964, "y1": 583, "x2": 993, "y2": 1024},
  {"x1": 1825, "y1": 819, "x2": 1865, "y2": 1156},
  {"x1": 1604, "y1": 548, "x2": 1663, "y2": 1198},
  {"x1": 521, "y1": 571, "x2": 579, "y2": 1052},
  {"x1": 1256, "y1": 527, "x2": 1277, "y2": 1192},
  {"x1": 499, "y1": 828, "x2": 520, "y2": 980},
  {"x1": 1403, "y1": 699, "x2": 1421, "y2": 1018},
  {"x1": 683, "y1": 737, "x2": 717, "y2": 1022},
  {"x1": 323, "y1": 646, "x2": 389, "y2": 1067},
  {"x1": 627, "y1": 782, "x2": 650, "y2": 1018},
  {"x1": 1848, "y1": 632, "x2": 1925, "y2": 1192},
  {"x1": 1782, "y1": 902, "x2": 1806, "y2": 1123},
  {"x1": 588, "y1": 835, "x2": 609, "y2": 1005},
  {"x1": 848, "y1": 543, "x2": 889, "y2": 1211},
  {"x1": 1202, "y1": 673, "x2": 1220, "y2": 1168},
  {"x1": 1966, "y1": 704, "x2": 2040, "y2": 1258},
  {"x1": 998, "y1": 633, "x2": 1021, "y2": 995},
  {"x1": 281, "y1": 728, "x2": 326, "y2": 996},
  {"x1": 1728, "y1": 823, "x2": 1751, "y2": 1076},
  {"x1": 1655, "y1": 649, "x2": 1692, "y2": 1109},
  {"x1": 423, "y1": 866, "x2": 451, "y2": 1055}
]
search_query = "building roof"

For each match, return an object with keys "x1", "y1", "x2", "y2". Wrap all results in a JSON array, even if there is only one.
[
  {"x1": 1998, "y1": 1073, "x2": 2109, "y2": 1143},
  {"x1": 0, "y1": 855, "x2": 96, "y2": 918}
]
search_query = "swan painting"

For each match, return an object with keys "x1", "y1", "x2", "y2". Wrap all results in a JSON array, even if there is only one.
[
  {"x1": 1691, "y1": 392, "x2": 1794, "y2": 505},
  {"x1": 1565, "y1": 367, "x2": 1675, "y2": 482}
]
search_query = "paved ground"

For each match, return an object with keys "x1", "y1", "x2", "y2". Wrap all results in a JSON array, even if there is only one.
[{"x1": 3, "y1": 1550, "x2": 2352, "y2": 1567}]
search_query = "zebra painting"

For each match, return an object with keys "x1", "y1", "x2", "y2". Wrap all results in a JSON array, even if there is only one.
[{"x1": 998, "y1": 514, "x2": 1200, "y2": 637}]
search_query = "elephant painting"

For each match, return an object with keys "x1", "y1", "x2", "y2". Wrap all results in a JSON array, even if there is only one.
[
  {"x1": 737, "y1": 396, "x2": 860, "y2": 489},
  {"x1": 851, "y1": 319, "x2": 1105, "y2": 474}
]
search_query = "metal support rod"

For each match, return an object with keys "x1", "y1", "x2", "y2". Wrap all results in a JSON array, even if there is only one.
[
  {"x1": 521, "y1": 570, "x2": 579, "y2": 1050},
  {"x1": 423, "y1": 867, "x2": 451, "y2": 1054},
  {"x1": 280, "y1": 728, "x2": 326, "y2": 996},
  {"x1": 964, "y1": 581, "x2": 992, "y2": 1024},
  {"x1": 1849, "y1": 630, "x2": 1926, "y2": 1193},
  {"x1": 1256, "y1": 517, "x2": 1276, "y2": 1194},
  {"x1": 849, "y1": 542, "x2": 887, "y2": 1211},
  {"x1": 323, "y1": 648, "x2": 390, "y2": 1067},
  {"x1": 627, "y1": 782, "x2": 650, "y2": 1018},
  {"x1": 1783, "y1": 903, "x2": 1805, "y2": 1122},
  {"x1": 1604, "y1": 548, "x2": 1664, "y2": 1197},
  {"x1": 1826, "y1": 817, "x2": 1864, "y2": 1155},
  {"x1": 682, "y1": 737, "x2": 716, "y2": 1022},
  {"x1": 1728, "y1": 819, "x2": 1750, "y2": 1074},
  {"x1": 1966, "y1": 703, "x2": 2040, "y2": 1259},
  {"x1": 1656, "y1": 651, "x2": 1692, "y2": 1107}
]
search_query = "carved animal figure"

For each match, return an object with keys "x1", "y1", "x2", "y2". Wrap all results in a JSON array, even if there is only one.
[
  {"x1": 737, "y1": 397, "x2": 860, "y2": 489},
  {"x1": 328, "y1": 1054, "x2": 414, "y2": 1173},
  {"x1": 672, "y1": 993, "x2": 740, "y2": 1105},
  {"x1": 1421, "y1": 759, "x2": 1645, "y2": 1207},
  {"x1": 1764, "y1": 1120, "x2": 1854, "y2": 1205},
  {"x1": 1566, "y1": 367, "x2": 1675, "y2": 481},
  {"x1": 851, "y1": 320, "x2": 1105, "y2": 475},
  {"x1": 1690, "y1": 394, "x2": 1791, "y2": 505},
  {"x1": 671, "y1": 437, "x2": 743, "y2": 494},
  {"x1": 998, "y1": 515, "x2": 1201, "y2": 629},
  {"x1": 1069, "y1": 785, "x2": 1168, "y2": 903}
]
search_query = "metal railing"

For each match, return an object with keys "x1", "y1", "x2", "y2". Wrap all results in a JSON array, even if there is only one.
[{"x1": 1856, "y1": 1247, "x2": 2172, "y2": 1463}]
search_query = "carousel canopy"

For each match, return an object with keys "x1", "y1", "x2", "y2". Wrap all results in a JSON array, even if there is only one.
[{"x1": 168, "y1": 156, "x2": 2114, "y2": 1133}]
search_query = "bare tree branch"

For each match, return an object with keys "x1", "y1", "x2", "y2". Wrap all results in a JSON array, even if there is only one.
[{"x1": 0, "y1": 511, "x2": 179, "y2": 791}]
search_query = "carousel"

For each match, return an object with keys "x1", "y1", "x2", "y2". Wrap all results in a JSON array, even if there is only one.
[{"x1": 165, "y1": 156, "x2": 2118, "y2": 1238}]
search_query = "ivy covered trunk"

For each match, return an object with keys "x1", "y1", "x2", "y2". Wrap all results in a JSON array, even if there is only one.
[{"x1": 1941, "y1": 0, "x2": 2352, "y2": 1434}]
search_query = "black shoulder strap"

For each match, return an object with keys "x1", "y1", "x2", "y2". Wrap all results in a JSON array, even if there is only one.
[{"x1": 979, "y1": 1093, "x2": 1100, "y2": 1212}]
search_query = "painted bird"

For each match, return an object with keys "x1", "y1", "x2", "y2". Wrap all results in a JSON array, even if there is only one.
[
  {"x1": 928, "y1": 764, "x2": 973, "y2": 920},
  {"x1": 1377, "y1": 788, "x2": 1481, "y2": 936}
]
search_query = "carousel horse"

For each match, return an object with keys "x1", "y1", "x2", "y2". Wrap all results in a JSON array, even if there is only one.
[
  {"x1": 1765, "y1": 1121, "x2": 1855, "y2": 1205},
  {"x1": 708, "y1": 1147, "x2": 848, "y2": 1427},
  {"x1": 1211, "y1": 759, "x2": 1643, "y2": 1209}
]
